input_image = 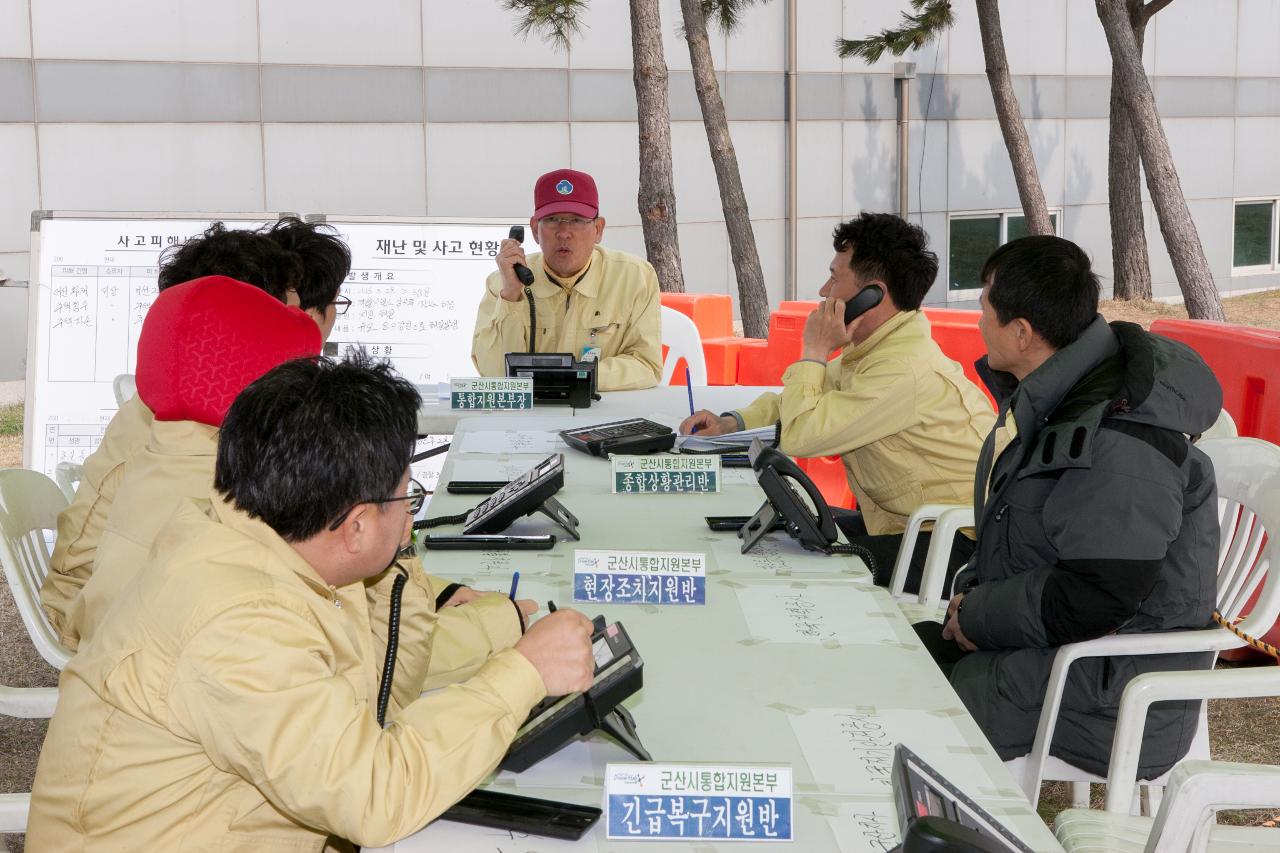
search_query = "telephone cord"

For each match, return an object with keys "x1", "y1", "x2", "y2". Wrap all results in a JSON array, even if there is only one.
[
  {"x1": 826, "y1": 541, "x2": 880, "y2": 577},
  {"x1": 375, "y1": 567, "x2": 409, "y2": 728}
]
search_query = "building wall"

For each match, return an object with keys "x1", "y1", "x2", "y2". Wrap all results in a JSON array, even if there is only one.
[{"x1": 2, "y1": 0, "x2": 1278, "y2": 376}]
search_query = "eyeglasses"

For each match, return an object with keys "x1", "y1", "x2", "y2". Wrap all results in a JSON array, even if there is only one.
[
  {"x1": 331, "y1": 295, "x2": 352, "y2": 315},
  {"x1": 541, "y1": 215, "x2": 597, "y2": 230},
  {"x1": 327, "y1": 477, "x2": 426, "y2": 531}
]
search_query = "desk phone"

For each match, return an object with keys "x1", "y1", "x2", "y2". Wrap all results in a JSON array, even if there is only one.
[
  {"x1": 501, "y1": 615, "x2": 649, "y2": 773},
  {"x1": 560, "y1": 417, "x2": 676, "y2": 458},
  {"x1": 462, "y1": 453, "x2": 580, "y2": 539}
]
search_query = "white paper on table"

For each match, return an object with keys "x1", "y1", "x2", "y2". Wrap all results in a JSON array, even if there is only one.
[
  {"x1": 734, "y1": 584, "x2": 886, "y2": 646},
  {"x1": 456, "y1": 430, "x2": 563, "y2": 454},
  {"x1": 395, "y1": 818, "x2": 593, "y2": 851},
  {"x1": 713, "y1": 532, "x2": 868, "y2": 579},
  {"x1": 493, "y1": 740, "x2": 601, "y2": 790},
  {"x1": 449, "y1": 457, "x2": 556, "y2": 483},
  {"x1": 788, "y1": 709, "x2": 979, "y2": 797},
  {"x1": 824, "y1": 802, "x2": 902, "y2": 853}
]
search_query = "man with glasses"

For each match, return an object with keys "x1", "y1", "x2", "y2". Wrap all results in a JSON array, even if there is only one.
[
  {"x1": 29, "y1": 352, "x2": 597, "y2": 850},
  {"x1": 266, "y1": 216, "x2": 353, "y2": 341},
  {"x1": 471, "y1": 168, "x2": 663, "y2": 390}
]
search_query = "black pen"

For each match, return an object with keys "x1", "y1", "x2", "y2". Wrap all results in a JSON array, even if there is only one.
[{"x1": 547, "y1": 600, "x2": 558, "y2": 613}]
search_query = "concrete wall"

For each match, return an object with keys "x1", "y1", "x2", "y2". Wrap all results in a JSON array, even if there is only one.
[{"x1": 2, "y1": 0, "x2": 1278, "y2": 366}]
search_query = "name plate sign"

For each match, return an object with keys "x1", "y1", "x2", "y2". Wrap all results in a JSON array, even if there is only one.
[
  {"x1": 611, "y1": 454, "x2": 720, "y2": 494},
  {"x1": 606, "y1": 763, "x2": 793, "y2": 841},
  {"x1": 449, "y1": 376, "x2": 533, "y2": 410},
  {"x1": 574, "y1": 549, "x2": 706, "y2": 606}
]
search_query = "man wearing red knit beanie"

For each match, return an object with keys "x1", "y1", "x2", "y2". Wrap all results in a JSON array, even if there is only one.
[{"x1": 62, "y1": 276, "x2": 323, "y2": 648}]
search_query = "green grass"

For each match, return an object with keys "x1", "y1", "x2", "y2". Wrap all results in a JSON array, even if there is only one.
[{"x1": 0, "y1": 404, "x2": 21, "y2": 436}]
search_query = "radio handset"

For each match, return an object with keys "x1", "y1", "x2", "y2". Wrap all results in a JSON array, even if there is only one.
[
  {"x1": 509, "y1": 225, "x2": 537, "y2": 352},
  {"x1": 843, "y1": 283, "x2": 884, "y2": 326}
]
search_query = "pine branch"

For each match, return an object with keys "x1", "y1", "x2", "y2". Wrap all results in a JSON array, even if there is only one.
[
  {"x1": 836, "y1": 1, "x2": 953, "y2": 62},
  {"x1": 501, "y1": 0, "x2": 588, "y2": 51},
  {"x1": 697, "y1": 0, "x2": 770, "y2": 35}
]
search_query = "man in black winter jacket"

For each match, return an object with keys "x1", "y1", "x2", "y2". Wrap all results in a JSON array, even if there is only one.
[{"x1": 919, "y1": 235, "x2": 1222, "y2": 779}]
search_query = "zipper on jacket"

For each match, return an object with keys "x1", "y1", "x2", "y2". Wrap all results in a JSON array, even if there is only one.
[
  {"x1": 993, "y1": 503, "x2": 1008, "y2": 522},
  {"x1": 328, "y1": 585, "x2": 342, "y2": 608}
]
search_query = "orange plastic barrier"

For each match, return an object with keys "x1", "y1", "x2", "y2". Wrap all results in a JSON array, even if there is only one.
[
  {"x1": 734, "y1": 339, "x2": 774, "y2": 386},
  {"x1": 701, "y1": 336, "x2": 750, "y2": 386},
  {"x1": 1150, "y1": 318, "x2": 1280, "y2": 662},
  {"x1": 659, "y1": 292, "x2": 734, "y2": 339},
  {"x1": 1150, "y1": 319, "x2": 1280, "y2": 446},
  {"x1": 797, "y1": 455, "x2": 855, "y2": 509}
]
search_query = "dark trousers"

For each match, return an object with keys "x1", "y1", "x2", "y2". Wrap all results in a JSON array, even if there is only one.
[{"x1": 832, "y1": 508, "x2": 975, "y2": 600}]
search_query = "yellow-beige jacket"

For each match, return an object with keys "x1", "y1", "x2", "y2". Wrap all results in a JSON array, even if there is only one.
[
  {"x1": 60, "y1": 417, "x2": 522, "y2": 701},
  {"x1": 734, "y1": 310, "x2": 995, "y2": 535},
  {"x1": 471, "y1": 244, "x2": 662, "y2": 391},
  {"x1": 41, "y1": 395, "x2": 153, "y2": 637},
  {"x1": 28, "y1": 495, "x2": 545, "y2": 851}
]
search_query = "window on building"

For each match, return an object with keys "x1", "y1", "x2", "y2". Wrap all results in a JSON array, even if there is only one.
[
  {"x1": 948, "y1": 211, "x2": 1060, "y2": 291},
  {"x1": 1233, "y1": 200, "x2": 1277, "y2": 271}
]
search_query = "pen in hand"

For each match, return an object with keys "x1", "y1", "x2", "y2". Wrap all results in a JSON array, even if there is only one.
[
  {"x1": 508, "y1": 571, "x2": 520, "y2": 602},
  {"x1": 685, "y1": 365, "x2": 698, "y2": 433}
]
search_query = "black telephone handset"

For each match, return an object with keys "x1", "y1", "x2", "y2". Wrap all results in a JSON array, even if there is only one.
[
  {"x1": 509, "y1": 225, "x2": 535, "y2": 286},
  {"x1": 501, "y1": 615, "x2": 649, "y2": 773},
  {"x1": 739, "y1": 439, "x2": 840, "y2": 554},
  {"x1": 844, "y1": 283, "x2": 885, "y2": 325}
]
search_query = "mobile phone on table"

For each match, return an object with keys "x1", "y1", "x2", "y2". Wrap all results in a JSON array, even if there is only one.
[
  {"x1": 439, "y1": 789, "x2": 601, "y2": 840},
  {"x1": 421, "y1": 534, "x2": 557, "y2": 550},
  {"x1": 705, "y1": 515, "x2": 786, "y2": 532}
]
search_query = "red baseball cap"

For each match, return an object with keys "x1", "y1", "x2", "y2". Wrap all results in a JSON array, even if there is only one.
[
  {"x1": 136, "y1": 275, "x2": 322, "y2": 427},
  {"x1": 533, "y1": 168, "x2": 599, "y2": 220}
]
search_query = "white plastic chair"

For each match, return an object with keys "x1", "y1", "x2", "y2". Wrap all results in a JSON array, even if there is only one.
[
  {"x1": 1056, "y1": 760, "x2": 1280, "y2": 853},
  {"x1": 660, "y1": 306, "x2": 708, "y2": 386},
  {"x1": 1200, "y1": 408, "x2": 1238, "y2": 441},
  {"x1": 0, "y1": 468, "x2": 74, "y2": 670},
  {"x1": 112, "y1": 373, "x2": 136, "y2": 406},
  {"x1": 0, "y1": 793, "x2": 30, "y2": 853},
  {"x1": 53, "y1": 461, "x2": 83, "y2": 502},
  {"x1": 891, "y1": 504, "x2": 975, "y2": 601},
  {"x1": 1016, "y1": 437, "x2": 1280, "y2": 809}
]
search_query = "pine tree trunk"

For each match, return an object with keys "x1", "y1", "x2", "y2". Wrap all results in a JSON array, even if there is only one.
[
  {"x1": 679, "y1": 0, "x2": 770, "y2": 338},
  {"x1": 1109, "y1": 0, "x2": 1152, "y2": 300},
  {"x1": 630, "y1": 0, "x2": 685, "y2": 293},
  {"x1": 1096, "y1": 0, "x2": 1224, "y2": 320},
  {"x1": 974, "y1": 0, "x2": 1054, "y2": 235}
]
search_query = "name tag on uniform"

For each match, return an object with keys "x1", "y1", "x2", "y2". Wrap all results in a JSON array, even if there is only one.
[
  {"x1": 606, "y1": 763, "x2": 793, "y2": 841},
  {"x1": 574, "y1": 549, "x2": 706, "y2": 606},
  {"x1": 449, "y1": 376, "x2": 533, "y2": 410},
  {"x1": 612, "y1": 454, "x2": 720, "y2": 494}
]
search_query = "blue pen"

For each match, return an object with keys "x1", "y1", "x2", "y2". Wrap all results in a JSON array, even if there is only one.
[
  {"x1": 685, "y1": 366, "x2": 698, "y2": 433},
  {"x1": 508, "y1": 571, "x2": 520, "y2": 601}
]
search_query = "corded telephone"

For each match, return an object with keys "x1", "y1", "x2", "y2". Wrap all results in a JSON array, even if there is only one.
[
  {"x1": 501, "y1": 613, "x2": 649, "y2": 773},
  {"x1": 739, "y1": 439, "x2": 842, "y2": 554},
  {"x1": 844, "y1": 283, "x2": 884, "y2": 325}
]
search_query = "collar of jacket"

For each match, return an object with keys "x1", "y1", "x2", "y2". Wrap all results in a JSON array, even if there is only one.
[
  {"x1": 1005, "y1": 315, "x2": 1118, "y2": 442},
  {"x1": 529, "y1": 245, "x2": 605, "y2": 301},
  {"x1": 146, "y1": 418, "x2": 219, "y2": 457},
  {"x1": 208, "y1": 491, "x2": 359, "y2": 606},
  {"x1": 838, "y1": 309, "x2": 921, "y2": 365}
]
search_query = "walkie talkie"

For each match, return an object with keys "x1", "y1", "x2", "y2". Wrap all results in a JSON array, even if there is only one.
[{"x1": 510, "y1": 226, "x2": 535, "y2": 286}]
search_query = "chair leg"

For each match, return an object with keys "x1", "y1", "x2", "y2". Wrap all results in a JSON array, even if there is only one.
[
  {"x1": 1071, "y1": 781, "x2": 1090, "y2": 808},
  {"x1": 1143, "y1": 783, "x2": 1164, "y2": 817}
]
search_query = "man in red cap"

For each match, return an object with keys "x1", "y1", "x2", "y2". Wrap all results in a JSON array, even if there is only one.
[{"x1": 471, "y1": 168, "x2": 662, "y2": 390}]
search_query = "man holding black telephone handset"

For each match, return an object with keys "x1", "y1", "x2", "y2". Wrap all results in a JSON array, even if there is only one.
[
  {"x1": 682, "y1": 213, "x2": 995, "y2": 595},
  {"x1": 471, "y1": 168, "x2": 663, "y2": 391}
]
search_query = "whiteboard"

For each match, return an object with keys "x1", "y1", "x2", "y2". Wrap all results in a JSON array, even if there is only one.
[
  {"x1": 320, "y1": 216, "x2": 537, "y2": 386},
  {"x1": 23, "y1": 213, "x2": 276, "y2": 477},
  {"x1": 24, "y1": 213, "x2": 538, "y2": 492}
]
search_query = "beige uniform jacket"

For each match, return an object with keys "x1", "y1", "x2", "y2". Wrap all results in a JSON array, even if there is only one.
[
  {"x1": 41, "y1": 395, "x2": 153, "y2": 637},
  {"x1": 471, "y1": 245, "x2": 662, "y2": 391},
  {"x1": 734, "y1": 310, "x2": 995, "y2": 535},
  {"x1": 28, "y1": 495, "x2": 545, "y2": 851},
  {"x1": 62, "y1": 419, "x2": 522, "y2": 705}
]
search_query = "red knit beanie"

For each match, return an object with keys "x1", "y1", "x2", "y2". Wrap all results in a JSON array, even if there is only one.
[{"x1": 135, "y1": 276, "x2": 322, "y2": 426}]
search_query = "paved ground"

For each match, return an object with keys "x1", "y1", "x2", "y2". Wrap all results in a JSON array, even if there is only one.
[{"x1": 0, "y1": 382, "x2": 22, "y2": 407}]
